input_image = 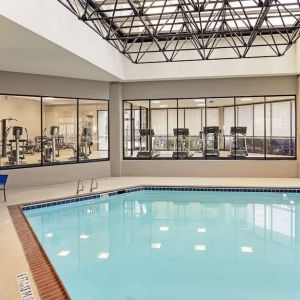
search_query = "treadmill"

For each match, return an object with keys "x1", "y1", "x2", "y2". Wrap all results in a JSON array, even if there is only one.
[
  {"x1": 203, "y1": 126, "x2": 220, "y2": 157},
  {"x1": 137, "y1": 129, "x2": 159, "y2": 158},
  {"x1": 172, "y1": 128, "x2": 193, "y2": 159},
  {"x1": 230, "y1": 126, "x2": 248, "y2": 157}
]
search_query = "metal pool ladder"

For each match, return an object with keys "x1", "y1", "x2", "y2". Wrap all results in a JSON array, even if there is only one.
[
  {"x1": 90, "y1": 178, "x2": 99, "y2": 193},
  {"x1": 76, "y1": 179, "x2": 84, "y2": 194},
  {"x1": 76, "y1": 178, "x2": 99, "y2": 194}
]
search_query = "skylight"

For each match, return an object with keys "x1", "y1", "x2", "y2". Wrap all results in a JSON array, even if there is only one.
[{"x1": 58, "y1": 0, "x2": 300, "y2": 63}]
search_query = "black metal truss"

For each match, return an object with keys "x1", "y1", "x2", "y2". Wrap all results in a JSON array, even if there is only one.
[{"x1": 58, "y1": 0, "x2": 300, "y2": 63}]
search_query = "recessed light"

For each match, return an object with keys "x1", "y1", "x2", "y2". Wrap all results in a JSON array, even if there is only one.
[
  {"x1": 194, "y1": 99, "x2": 205, "y2": 102},
  {"x1": 46, "y1": 232, "x2": 53, "y2": 238},
  {"x1": 98, "y1": 252, "x2": 110, "y2": 259},
  {"x1": 80, "y1": 234, "x2": 90, "y2": 239},
  {"x1": 152, "y1": 100, "x2": 161, "y2": 104},
  {"x1": 159, "y1": 104, "x2": 168, "y2": 108},
  {"x1": 197, "y1": 228, "x2": 206, "y2": 233},
  {"x1": 151, "y1": 243, "x2": 162, "y2": 249},
  {"x1": 194, "y1": 245, "x2": 206, "y2": 251},
  {"x1": 241, "y1": 246, "x2": 253, "y2": 253},
  {"x1": 58, "y1": 250, "x2": 70, "y2": 257},
  {"x1": 159, "y1": 226, "x2": 169, "y2": 232}
]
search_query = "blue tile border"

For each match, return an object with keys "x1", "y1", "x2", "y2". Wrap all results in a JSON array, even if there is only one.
[{"x1": 21, "y1": 185, "x2": 300, "y2": 211}]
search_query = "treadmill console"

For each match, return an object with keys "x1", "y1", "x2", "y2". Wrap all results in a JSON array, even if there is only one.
[
  {"x1": 230, "y1": 126, "x2": 247, "y2": 135},
  {"x1": 203, "y1": 126, "x2": 220, "y2": 134},
  {"x1": 173, "y1": 128, "x2": 189, "y2": 136},
  {"x1": 139, "y1": 129, "x2": 155, "y2": 136}
]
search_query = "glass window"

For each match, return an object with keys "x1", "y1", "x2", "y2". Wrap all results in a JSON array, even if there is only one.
[
  {"x1": 206, "y1": 98, "x2": 234, "y2": 159},
  {"x1": 0, "y1": 95, "x2": 41, "y2": 168},
  {"x1": 124, "y1": 100, "x2": 150, "y2": 158},
  {"x1": 79, "y1": 100, "x2": 109, "y2": 161},
  {"x1": 178, "y1": 99, "x2": 203, "y2": 159},
  {"x1": 42, "y1": 97, "x2": 77, "y2": 165},
  {"x1": 123, "y1": 95, "x2": 296, "y2": 161},
  {"x1": 235, "y1": 97, "x2": 265, "y2": 159},
  {"x1": 151, "y1": 99, "x2": 177, "y2": 159},
  {"x1": 266, "y1": 96, "x2": 296, "y2": 158}
]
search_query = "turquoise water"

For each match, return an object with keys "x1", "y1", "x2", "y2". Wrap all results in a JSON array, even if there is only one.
[{"x1": 25, "y1": 190, "x2": 300, "y2": 300}]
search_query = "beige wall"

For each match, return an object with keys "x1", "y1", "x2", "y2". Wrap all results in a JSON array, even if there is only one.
[
  {"x1": 0, "y1": 71, "x2": 109, "y2": 99},
  {"x1": 4, "y1": 161, "x2": 110, "y2": 189},
  {"x1": 123, "y1": 76, "x2": 297, "y2": 99},
  {"x1": 1, "y1": 72, "x2": 299, "y2": 187},
  {"x1": 0, "y1": 71, "x2": 110, "y2": 188},
  {"x1": 119, "y1": 76, "x2": 299, "y2": 178},
  {"x1": 122, "y1": 160, "x2": 298, "y2": 178},
  {"x1": 0, "y1": 95, "x2": 40, "y2": 140}
]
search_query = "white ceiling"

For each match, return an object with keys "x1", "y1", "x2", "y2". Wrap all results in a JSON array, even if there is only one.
[{"x1": 0, "y1": 16, "x2": 120, "y2": 82}]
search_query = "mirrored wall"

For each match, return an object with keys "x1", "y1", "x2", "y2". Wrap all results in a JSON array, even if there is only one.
[
  {"x1": 0, "y1": 95, "x2": 109, "y2": 169},
  {"x1": 123, "y1": 95, "x2": 296, "y2": 160}
]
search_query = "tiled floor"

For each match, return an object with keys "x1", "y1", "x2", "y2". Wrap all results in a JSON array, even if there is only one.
[{"x1": 2, "y1": 176, "x2": 300, "y2": 300}]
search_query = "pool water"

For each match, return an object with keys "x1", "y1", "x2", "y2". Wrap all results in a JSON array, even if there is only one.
[{"x1": 25, "y1": 190, "x2": 300, "y2": 300}]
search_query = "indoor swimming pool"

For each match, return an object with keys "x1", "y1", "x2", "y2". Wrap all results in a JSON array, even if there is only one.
[{"x1": 24, "y1": 189, "x2": 300, "y2": 300}]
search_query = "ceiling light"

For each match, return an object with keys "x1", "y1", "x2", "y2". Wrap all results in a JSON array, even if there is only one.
[
  {"x1": 80, "y1": 234, "x2": 90, "y2": 239},
  {"x1": 46, "y1": 232, "x2": 53, "y2": 238},
  {"x1": 194, "y1": 245, "x2": 206, "y2": 251},
  {"x1": 240, "y1": 98, "x2": 253, "y2": 101},
  {"x1": 241, "y1": 246, "x2": 253, "y2": 253},
  {"x1": 197, "y1": 104, "x2": 205, "y2": 107},
  {"x1": 152, "y1": 100, "x2": 161, "y2": 104},
  {"x1": 98, "y1": 252, "x2": 110, "y2": 259},
  {"x1": 159, "y1": 104, "x2": 168, "y2": 108},
  {"x1": 159, "y1": 226, "x2": 169, "y2": 232},
  {"x1": 58, "y1": 250, "x2": 70, "y2": 257},
  {"x1": 151, "y1": 243, "x2": 162, "y2": 249},
  {"x1": 194, "y1": 99, "x2": 205, "y2": 102},
  {"x1": 197, "y1": 228, "x2": 206, "y2": 233}
]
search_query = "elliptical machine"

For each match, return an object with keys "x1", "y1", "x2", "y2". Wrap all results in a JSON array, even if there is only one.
[
  {"x1": 137, "y1": 129, "x2": 159, "y2": 158},
  {"x1": 73, "y1": 128, "x2": 93, "y2": 160},
  {"x1": 7, "y1": 126, "x2": 25, "y2": 165},
  {"x1": 230, "y1": 126, "x2": 248, "y2": 157},
  {"x1": 43, "y1": 126, "x2": 60, "y2": 163}
]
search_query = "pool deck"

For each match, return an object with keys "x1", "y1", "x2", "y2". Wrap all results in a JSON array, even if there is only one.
[{"x1": 2, "y1": 176, "x2": 300, "y2": 300}]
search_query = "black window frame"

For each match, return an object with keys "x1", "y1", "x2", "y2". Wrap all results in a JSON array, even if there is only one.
[
  {"x1": 123, "y1": 94, "x2": 297, "y2": 161},
  {"x1": 0, "y1": 93, "x2": 110, "y2": 170}
]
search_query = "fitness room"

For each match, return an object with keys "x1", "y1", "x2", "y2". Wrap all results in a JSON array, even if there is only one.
[
  {"x1": 0, "y1": 95, "x2": 109, "y2": 168},
  {"x1": 123, "y1": 96, "x2": 296, "y2": 160},
  {"x1": 2, "y1": 1, "x2": 300, "y2": 300}
]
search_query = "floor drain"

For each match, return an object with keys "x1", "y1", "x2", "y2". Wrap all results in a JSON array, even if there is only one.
[{"x1": 16, "y1": 272, "x2": 35, "y2": 300}]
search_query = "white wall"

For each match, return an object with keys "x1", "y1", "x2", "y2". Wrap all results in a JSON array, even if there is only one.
[{"x1": 0, "y1": 0, "x2": 124, "y2": 80}]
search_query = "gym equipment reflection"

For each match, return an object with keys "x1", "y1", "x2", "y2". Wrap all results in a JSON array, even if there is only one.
[
  {"x1": 0, "y1": 95, "x2": 109, "y2": 168},
  {"x1": 124, "y1": 96, "x2": 296, "y2": 159}
]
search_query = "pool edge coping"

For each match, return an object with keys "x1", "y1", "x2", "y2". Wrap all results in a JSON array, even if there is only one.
[
  {"x1": 8, "y1": 205, "x2": 71, "y2": 300},
  {"x1": 20, "y1": 184, "x2": 300, "y2": 211}
]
